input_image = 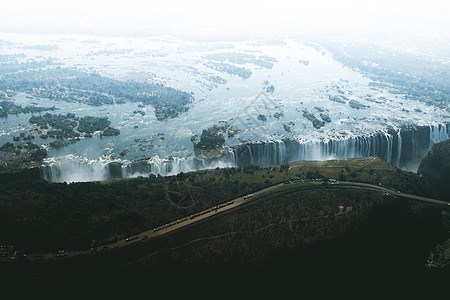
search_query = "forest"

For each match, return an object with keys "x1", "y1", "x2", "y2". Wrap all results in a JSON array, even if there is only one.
[
  {"x1": 28, "y1": 113, "x2": 120, "y2": 142},
  {"x1": 0, "y1": 157, "x2": 437, "y2": 255},
  {"x1": 418, "y1": 139, "x2": 450, "y2": 200},
  {"x1": 0, "y1": 100, "x2": 55, "y2": 118},
  {"x1": 133, "y1": 185, "x2": 446, "y2": 275},
  {"x1": 192, "y1": 125, "x2": 226, "y2": 155}
]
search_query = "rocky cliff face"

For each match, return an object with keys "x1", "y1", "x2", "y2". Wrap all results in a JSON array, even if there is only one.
[
  {"x1": 40, "y1": 124, "x2": 449, "y2": 182},
  {"x1": 418, "y1": 139, "x2": 450, "y2": 201}
]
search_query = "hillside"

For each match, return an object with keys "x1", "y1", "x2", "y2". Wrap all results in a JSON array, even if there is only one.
[
  {"x1": 120, "y1": 186, "x2": 445, "y2": 275},
  {"x1": 418, "y1": 139, "x2": 450, "y2": 201},
  {"x1": 0, "y1": 157, "x2": 448, "y2": 283}
]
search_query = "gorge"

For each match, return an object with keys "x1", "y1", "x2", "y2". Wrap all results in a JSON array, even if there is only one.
[{"x1": 40, "y1": 124, "x2": 449, "y2": 182}]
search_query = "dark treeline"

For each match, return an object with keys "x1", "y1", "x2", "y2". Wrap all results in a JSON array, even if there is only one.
[
  {"x1": 418, "y1": 139, "x2": 450, "y2": 200},
  {"x1": 132, "y1": 187, "x2": 447, "y2": 276},
  {"x1": 0, "y1": 158, "x2": 437, "y2": 254}
]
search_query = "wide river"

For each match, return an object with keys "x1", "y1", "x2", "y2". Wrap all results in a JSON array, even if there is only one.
[{"x1": 0, "y1": 34, "x2": 448, "y2": 181}]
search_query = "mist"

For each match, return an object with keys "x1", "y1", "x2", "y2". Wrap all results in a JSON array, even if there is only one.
[
  {"x1": 0, "y1": 0, "x2": 449, "y2": 182},
  {"x1": 1, "y1": 0, "x2": 449, "y2": 41}
]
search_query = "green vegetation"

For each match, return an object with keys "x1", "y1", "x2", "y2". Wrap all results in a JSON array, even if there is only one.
[
  {"x1": 348, "y1": 99, "x2": 368, "y2": 109},
  {"x1": 328, "y1": 95, "x2": 347, "y2": 104},
  {"x1": 257, "y1": 114, "x2": 267, "y2": 122},
  {"x1": 320, "y1": 113, "x2": 331, "y2": 122},
  {"x1": 273, "y1": 111, "x2": 283, "y2": 119},
  {"x1": 0, "y1": 157, "x2": 436, "y2": 255},
  {"x1": 29, "y1": 113, "x2": 78, "y2": 139},
  {"x1": 101, "y1": 127, "x2": 120, "y2": 137},
  {"x1": 77, "y1": 116, "x2": 110, "y2": 134},
  {"x1": 0, "y1": 142, "x2": 15, "y2": 152},
  {"x1": 0, "y1": 100, "x2": 55, "y2": 118},
  {"x1": 27, "y1": 113, "x2": 120, "y2": 149},
  {"x1": 322, "y1": 41, "x2": 449, "y2": 109},
  {"x1": 206, "y1": 52, "x2": 277, "y2": 69},
  {"x1": 303, "y1": 110, "x2": 325, "y2": 129},
  {"x1": 1, "y1": 156, "x2": 447, "y2": 283},
  {"x1": 192, "y1": 125, "x2": 226, "y2": 157},
  {"x1": 155, "y1": 186, "x2": 444, "y2": 276},
  {"x1": 204, "y1": 61, "x2": 252, "y2": 79},
  {"x1": 418, "y1": 139, "x2": 450, "y2": 200},
  {"x1": 49, "y1": 139, "x2": 78, "y2": 149},
  {"x1": 0, "y1": 68, "x2": 193, "y2": 120},
  {"x1": 314, "y1": 106, "x2": 324, "y2": 112},
  {"x1": 0, "y1": 141, "x2": 47, "y2": 172},
  {"x1": 0, "y1": 56, "x2": 56, "y2": 75}
]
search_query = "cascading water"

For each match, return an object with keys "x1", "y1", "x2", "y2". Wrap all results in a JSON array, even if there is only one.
[
  {"x1": 395, "y1": 129, "x2": 402, "y2": 167},
  {"x1": 41, "y1": 151, "x2": 239, "y2": 183},
  {"x1": 232, "y1": 124, "x2": 448, "y2": 171},
  {"x1": 41, "y1": 155, "x2": 112, "y2": 182},
  {"x1": 40, "y1": 124, "x2": 449, "y2": 182}
]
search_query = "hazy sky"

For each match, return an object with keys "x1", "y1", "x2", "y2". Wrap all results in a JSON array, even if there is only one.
[{"x1": 1, "y1": 0, "x2": 449, "y2": 38}]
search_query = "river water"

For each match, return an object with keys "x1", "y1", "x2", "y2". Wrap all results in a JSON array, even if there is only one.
[{"x1": 0, "y1": 33, "x2": 448, "y2": 181}]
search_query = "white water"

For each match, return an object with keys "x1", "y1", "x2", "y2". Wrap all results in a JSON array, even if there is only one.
[
  {"x1": 0, "y1": 34, "x2": 448, "y2": 182},
  {"x1": 41, "y1": 124, "x2": 449, "y2": 182}
]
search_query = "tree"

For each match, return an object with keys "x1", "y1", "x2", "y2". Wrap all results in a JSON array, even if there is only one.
[{"x1": 280, "y1": 163, "x2": 290, "y2": 172}]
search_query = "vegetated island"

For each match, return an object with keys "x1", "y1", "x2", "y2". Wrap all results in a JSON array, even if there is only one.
[
  {"x1": 328, "y1": 94, "x2": 347, "y2": 104},
  {"x1": 191, "y1": 124, "x2": 229, "y2": 159},
  {"x1": 0, "y1": 67, "x2": 193, "y2": 120},
  {"x1": 0, "y1": 99, "x2": 56, "y2": 118},
  {"x1": 204, "y1": 61, "x2": 252, "y2": 79},
  {"x1": 0, "y1": 141, "x2": 47, "y2": 172},
  {"x1": 348, "y1": 99, "x2": 368, "y2": 109},
  {"x1": 206, "y1": 52, "x2": 278, "y2": 69},
  {"x1": 302, "y1": 109, "x2": 325, "y2": 129},
  {"x1": 28, "y1": 113, "x2": 120, "y2": 142},
  {"x1": 0, "y1": 113, "x2": 121, "y2": 174},
  {"x1": 320, "y1": 113, "x2": 332, "y2": 123}
]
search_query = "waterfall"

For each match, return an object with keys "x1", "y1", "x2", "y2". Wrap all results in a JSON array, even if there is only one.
[
  {"x1": 396, "y1": 129, "x2": 402, "y2": 167},
  {"x1": 384, "y1": 133, "x2": 392, "y2": 164},
  {"x1": 279, "y1": 140, "x2": 286, "y2": 164},
  {"x1": 234, "y1": 124, "x2": 449, "y2": 172},
  {"x1": 41, "y1": 151, "x2": 237, "y2": 183},
  {"x1": 41, "y1": 155, "x2": 111, "y2": 182},
  {"x1": 40, "y1": 124, "x2": 449, "y2": 182},
  {"x1": 246, "y1": 145, "x2": 254, "y2": 165}
]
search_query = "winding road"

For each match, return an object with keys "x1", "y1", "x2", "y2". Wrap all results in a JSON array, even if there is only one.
[
  {"x1": 101, "y1": 179, "x2": 449, "y2": 251},
  {"x1": 26, "y1": 179, "x2": 449, "y2": 260}
]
